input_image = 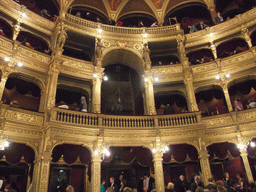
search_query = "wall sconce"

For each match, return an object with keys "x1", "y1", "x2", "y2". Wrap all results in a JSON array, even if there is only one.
[
  {"x1": 94, "y1": 145, "x2": 110, "y2": 159},
  {"x1": 98, "y1": 28, "x2": 102, "y2": 33},
  {"x1": 144, "y1": 76, "x2": 159, "y2": 82},
  {"x1": 215, "y1": 72, "x2": 230, "y2": 80},
  {"x1": 143, "y1": 32, "x2": 148, "y2": 38},
  {"x1": 237, "y1": 141, "x2": 256, "y2": 150},
  {"x1": 4, "y1": 56, "x2": 23, "y2": 67},
  {"x1": 0, "y1": 136, "x2": 9, "y2": 150},
  {"x1": 152, "y1": 145, "x2": 169, "y2": 154},
  {"x1": 103, "y1": 75, "x2": 108, "y2": 81}
]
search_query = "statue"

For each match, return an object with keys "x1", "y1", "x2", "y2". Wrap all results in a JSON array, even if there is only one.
[
  {"x1": 55, "y1": 23, "x2": 68, "y2": 49},
  {"x1": 143, "y1": 43, "x2": 151, "y2": 63},
  {"x1": 95, "y1": 38, "x2": 102, "y2": 58}
]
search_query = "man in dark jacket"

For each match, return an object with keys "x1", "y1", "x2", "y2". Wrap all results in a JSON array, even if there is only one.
[{"x1": 174, "y1": 175, "x2": 186, "y2": 192}]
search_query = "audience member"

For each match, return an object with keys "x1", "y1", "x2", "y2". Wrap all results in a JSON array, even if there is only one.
[
  {"x1": 58, "y1": 101, "x2": 69, "y2": 109},
  {"x1": 109, "y1": 18, "x2": 116, "y2": 26},
  {"x1": 215, "y1": 12, "x2": 224, "y2": 24},
  {"x1": 25, "y1": 42, "x2": 34, "y2": 49},
  {"x1": 109, "y1": 177, "x2": 118, "y2": 192},
  {"x1": 217, "y1": 185, "x2": 227, "y2": 192},
  {"x1": 85, "y1": 12, "x2": 91, "y2": 20},
  {"x1": 170, "y1": 62, "x2": 173, "y2": 65},
  {"x1": 96, "y1": 17, "x2": 102, "y2": 23},
  {"x1": 76, "y1": 11, "x2": 81, "y2": 17},
  {"x1": 66, "y1": 185, "x2": 74, "y2": 192},
  {"x1": 119, "y1": 179, "x2": 127, "y2": 192},
  {"x1": 199, "y1": 21, "x2": 208, "y2": 30},
  {"x1": 190, "y1": 175, "x2": 201, "y2": 192},
  {"x1": 234, "y1": 97, "x2": 244, "y2": 112},
  {"x1": 151, "y1": 21, "x2": 158, "y2": 27},
  {"x1": 174, "y1": 175, "x2": 186, "y2": 192},
  {"x1": 138, "y1": 21, "x2": 144, "y2": 27},
  {"x1": 106, "y1": 187, "x2": 115, "y2": 192},
  {"x1": 164, "y1": 104, "x2": 174, "y2": 114},
  {"x1": 248, "y1": 98, "x2": 256, "y2": 109},
  {"x1": 158, "y1": 61, "x2": 162, "y2": 65},
  {"x1": 116, "y1": 21, "x2": 123, "y2": 26},
  {"x1": 0, "y1": 27, "x2": 5, "y2": 36},
  {"x1": 188, "y1": 25, "x2": 198, "y2": 33},
  {"x1": 40, "y1": 9, "x2": 50, "y2": 18},
  {"x1": 44, "y1": 49, "x2": 51, "y2": 54},
  {"x1": 205, "y1": 178, "x2": 217, "y2": 191},
  {"x1": 101, "y1": 180, "x2": 106, "y2": 192},
  {"x1": 195, "y1": 187, "x2": 204, "y2": 192},
  {"x1": 124, "y1": 188, "x2": 133, "y2": 192},
  {"x1": 166, "y1": 182, "x2": 174, "y2": 192},
  {"x1": 223, "y1": 172, "x2": 232, "y2": 190}
]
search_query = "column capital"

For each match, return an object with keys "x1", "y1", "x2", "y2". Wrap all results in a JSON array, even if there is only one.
[
  {"x1": 198, "y1": 149, "x2": 210, "y2": 159},
  {"x1": 183, "y1": 69, "x2": 193, "y2": 84},
  {"x1": 48, "y1": 60, "x2": 62, "y2": 75}
]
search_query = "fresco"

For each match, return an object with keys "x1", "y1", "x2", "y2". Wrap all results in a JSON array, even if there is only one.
[
  {"x1": 151, "y1": 0, "x2": 164, "y2": 9},
  {"x1": 108, "y1": 0, "x2": 122, "y2": 11}
]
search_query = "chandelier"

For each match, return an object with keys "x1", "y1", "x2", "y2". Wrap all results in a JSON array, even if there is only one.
[{"x1": 0, "y1": 136, "x2": 9, "y2": 150}]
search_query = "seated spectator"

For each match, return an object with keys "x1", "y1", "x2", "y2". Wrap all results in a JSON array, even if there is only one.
[
  {"x1": 188, "y1": 25, "x2": 198, "y2": 33},
  {"x1": 164, "y1": 104, "x2": 174, "y2": 114},
  {"x1": 66, "y1": 185, "x2": 74, "y2": 192},
  {"x1": 25, "y1": 42, "x2": 34, "y2": 49},
  {"x1": 170, "y1": 62, "x2": 173, "y2": 65},
  {"x1": 151, "y1": 21, "x2": 158, "y2": 27},
  {"x1": 57, "y1": 101, "x2": 69, "y2": 109},
  {"x1": 234, "y1": 96, "x2": 244, "y2": 111},
  {"x1": 116, "y1": 21, "x2": 123, "y2": 26},
  {"x1": 215, "y1": 12, "x2": 224, "y2": 24},
  {"x1": 109, "y1": 18, "x2": 116, "y2": 26},
  {"x1": 138, "y1": 21, "x2": 144, "y2": 27},
  {"x1": 158, "y1": 61, "x2": 162, "y2": 65},
  {"x1": 248, "y1": 98, "x2": 256, "y2": 109},
  {"x1": 176, "y1": 61, "x2": 179, "y2": 64},
  {"x1": 226, "y1": 16, "x2": 231, "y2": 21},
  {"x1": 166, "y1": 182, "x2": 174, "y2": 192},
  {"x1": 201, "y1": 58, "x2": 205, "y2": 63},
  {"x1": 96, "y1": 17, "x2": 102, "y2": 23},
  {"x1": 44, "y1": 49, "x2": 51, "y2": 54},
  {"x1": 85, "y1": 12, "x2": 91, "y2": 20},
  {"x1": 76, "y1": 11, "x2": 81, "y2": 17},
  {"x1": 0, "y1": 27, "x2": 5, "y2": 36},
  {"x1": 50, "y1": 16, "x2": 57, "y2": 21},
  {"x1": 199, "y1": 21, "x2": 208, "y2": 30},
  {"x1": 40, "y1": 9, "x2": 50, "y2": 18},
  {"x1": 205, "y1": 178, "x2": 217, "y2": 191}
]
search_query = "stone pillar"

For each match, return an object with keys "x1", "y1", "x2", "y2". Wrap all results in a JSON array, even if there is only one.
[
  {"x1": 144, "y1": 72, "x2": 156, "y2": 115},
  {"x1": 91, "y1": 154, "x2": 102, "y2": 192},
  {"x1": 177, "y1": 35, "x2": 187, "y2": 64},
  {"x1": 241, "y1": 27, "x2": 252, "y2": 48},
  {"x1": 221, "y1": 83, "x2": 233, "y2": 112},
  {"x1": 240, "y1": 149, "x2": 254, "y2": 183},
  {"x1": 45, "y1": 61, "x2": 61, "y2": 110},
  {"x1": 33, "y1": 152, "x2": 52, "y2": 192},
  {"x1": 184, "y1": 69, "x2": 199, "y2": 112},
  {"x1": 0, "y1": 72, "x2": 9, "y2": 101},
  {"x1": 92, "y1": 67, "x2": 104, "y2": 113},
  {"x1": 153, "y1": 151, "x2": 165, "y2": 192},
  {"x1": 198, "y1": 149, "x2": 212, "y2": 186},
  {"x1": 210, "y1": 41, "x2": 217, "y2": 59}
]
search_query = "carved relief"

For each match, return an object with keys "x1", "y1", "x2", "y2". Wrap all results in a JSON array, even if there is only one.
[{"x1": 5, "y1": 110, "x2": 44, "y2": 125}]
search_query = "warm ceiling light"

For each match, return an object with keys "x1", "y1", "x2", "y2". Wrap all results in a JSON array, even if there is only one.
[
  {"x1": 93, "y1": 73, "x2": 97, "y2": 78},
  {"x1": 237, "y1": 143, "x2": 245, "y2": 150},
  {"x1": 144, "y1": 32, "x2": 148, "y2": 38},
  {"x1": 152, "y1": 148, "x2": 156, "y2": 154},
  {"x1": 17, "y1": 61, "x2": 23, "y2": 67},
  {"x1": 4, "y1": 57, "x2": 10, "y2": 62},
  {"x1": 98, "y1": 28, "x2": 102, "y2": 33},
  {"x1": 215, "y1": 74, "x2": 220, "y2": 79},
  {"x1": 21, "y1": 12, "x2": 26, "y2": 17},
  {"x1": 103, "y1": 75, "x2": 108, "y2": 81},
  {"x1": 209, "y1": 33, "x2": 214, "y2": 37},
  {"x1": 154, "y1": 77, "x2": 159, "y2": 81},
  {"x1": 144, "y1": 77, "x2": 148, "y2": 82},
  {"x1": 250, "y1": 142, "x2": 256, "y2": 147},
  {"x1": 226, "y1": 73, "x2": 230, "y2": 78}
]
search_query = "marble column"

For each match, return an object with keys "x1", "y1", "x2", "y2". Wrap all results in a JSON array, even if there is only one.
[
  {"x1": 33, "y1": 152, "x2": 52, "y2": 192},
  {"x1": 198, "y1": 149, "x2": 212, "y2": 186},
  {"x1": 184, "y1": 69, "x2": 199, "y2": 112},
  {"x1": 221, "y1": 83, "x2": 233, "y2": 112},
  {"x1": 144, "y1": 74, "x2": 156, "y2": 115},
  {"x1": 45, "y1": 61, "x2": 61, "y2": 110},
  {"x1": 92, "y1": 68, "x2": 103, "y2": 113},
  {"x1": 153, "y1": 151, "x2": 165, "y2": 192},
  {"x1": 91, "y1": 154, "x2": 102, "y2": 192},
  {"x1": 240, "y1": 149, "x2": 254, "y2": 183}
]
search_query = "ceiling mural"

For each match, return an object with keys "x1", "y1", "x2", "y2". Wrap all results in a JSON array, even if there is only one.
[
  {"x1": 151, "y1": 0, "x2": 164, "y2": 9},
  {"x1": 107, "y1": 0, "x2": 123, "y2": 11}
]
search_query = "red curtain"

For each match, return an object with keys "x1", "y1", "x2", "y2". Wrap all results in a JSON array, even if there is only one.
[
  {"x1": 52, "y1": 144, "x2": 91, "y2": 165},
  {"x1": 207, "y1": 142, "x2": 240, "y2": 160},
  {"x1": 103, "y1": 147, "x2": 152, "y2": 166},
  {"x1": 0, "y1": 143, "x2": 35, "y2": 164},
  {"x1": 163, "y1": 144, "x2": 198, "y2": 163}
]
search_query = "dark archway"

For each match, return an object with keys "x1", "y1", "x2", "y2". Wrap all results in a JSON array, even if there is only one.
[
  {"x1": 217, "y1": 39, "x2": 248, "y2": 58},
  {"x1": 0, "y1": 18, "x2": 12, "y2": 39},
  {"x1": 187, "y1": 49, "x2": 214, "y2": 65}
]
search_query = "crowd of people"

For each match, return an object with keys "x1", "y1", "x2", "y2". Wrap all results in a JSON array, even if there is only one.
[
  {"x1": 234, "y1": 97, "x2": 256, "y2": 112},
  {"x1": 57, "y1": 96, "x2": 88, "y2": 112}
]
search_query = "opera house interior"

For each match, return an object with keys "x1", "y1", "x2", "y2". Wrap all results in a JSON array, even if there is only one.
[{"x1": 1, "y1": 0, "x2": 256, "y2": 191}]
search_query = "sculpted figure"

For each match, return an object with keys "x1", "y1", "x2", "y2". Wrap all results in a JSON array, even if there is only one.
[{"x1": 143, "y1": 43, "x2": 151, "y2": 63}]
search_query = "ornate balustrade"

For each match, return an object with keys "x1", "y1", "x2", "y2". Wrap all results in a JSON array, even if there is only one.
[{"x1": 50, "y1": 107, "x2": 202, "y2": 129}]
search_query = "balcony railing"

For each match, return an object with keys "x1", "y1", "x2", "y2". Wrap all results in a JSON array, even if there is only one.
[{"x1": 50, "y1": 107, "x2": 202, "y2": 128}]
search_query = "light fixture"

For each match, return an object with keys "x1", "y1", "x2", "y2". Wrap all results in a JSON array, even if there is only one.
[
  {"x1": 237, "y1": 143, "x2": 245, "y2": 150},
  {"x1": 225, "y1": 73, "x2": 230, "y2": 78},
  {"x1": 143, "y1": 32, "x2": 148, "y2": 38},
  {"x1": 21, "y1": 12, "x2": 26, "y2": 17},
  {"x1": 209, "y1": 33, "x2": 214, "y2": 37},
  {"x1": 3, "y1": 56, "x2": 23, "y2": 67},
  {"x1": 93, "y1": 73, "x2": 98, "y2": 78},
  {"x1": 215, "y1": 74, "x2": 220, "y2": 79},
  {"x1": 94, "y1": 145, "x2": 110, "y2": 159},
  {"x1": 98, "y1": 28, "x2": 102, "y2": 33},
  {"x1": 4, "y1": 56, "x2": 10, "y2": 62},
  {"x1": 152, "y1": 148, "x2": 157, "y2": 154},
  {"x1": 152, "y1": 144, "x2": 169, "y2": 154},
  {"x1": 144, "y1": 77, "x2": 148, "y2": 82},
  {"x1": 250, "y1": 142, "x2": 256, "y2": 147},
  {"x1": 103, "y1": 75, "x2": 108, "y2": 81},
  {"x1": 154, "y1": 77, "x2": 159, "y2": 82},
  {"x1": 17, "y1": 61, "x2": 23, "y2": 67},
  {"x1": 0, "y1": 136, "x2": 9, "y2": 150}
]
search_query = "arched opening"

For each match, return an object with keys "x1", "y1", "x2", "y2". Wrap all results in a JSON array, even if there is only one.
[
  {"x1": 17, "y1": 31, "x2": 49, "y2": 54},
  {"x1": 0, "y1": 18, "x2": 12, "y2": 39},
  {"x1": 163, "y1": 144, "x2": 198, "y2": 187},
  {"x1": 195, "y1": 88, "x2": 228, "y2": 116},
  {"x1": 55, "y1": 87, "x2": 89, "y2": 112},
  {"x1": 0, "y1": 142, "x2": 35, "y2": 192},
  {"x1": 101, "y1": 64, "x2": 144, "y2": 115},
  {"x1": 2, "y1": 77, "x2": 41, "y2": 112},
  {"x1": 165, "y1": 3, "x2": 213, "y2": 31},
  {"x1": 101, "y1": 146, "x2": 153, "y2": 191},
  {"x1": 207, "y1": 142, "x2": 242, "y2": 182},
  {"x1": 217, "y1": 39, "x2": 248, "y2": 59},
  {"x1": 228, "y1": 79, "x2": 256, "y2": 111},
  {"x1": 50, "y1": 144, "x2": 91, "y2": 192},
  {"x1": 155, "y1": 94, "x2": 188, "y2": 115},
  {"x1": 187, "y1": 49, "x2": 214, "y2": 65}
]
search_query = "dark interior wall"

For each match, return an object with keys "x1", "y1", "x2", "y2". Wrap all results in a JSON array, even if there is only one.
[{"x1": 70, "y1": 167, "x2": 85, "y2": 192}]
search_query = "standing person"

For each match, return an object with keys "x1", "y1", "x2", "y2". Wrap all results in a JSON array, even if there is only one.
[
  {"x1": 188, "y1": 25, "x2": 198, "y2": 33},
  {"x1": 190, "y1": 175, "x2": 201, "y2": 192},
  {"x1": 199, "y1": 21, "x2": 208, "y2": 30},
  {"x1": 205, "y1": 178, "x2": 217, "y2": 191},
  {"x1": 40, "y1": 9, "x2": 51, "y2": 18},
  {"x1": 140, "y1": 173, "x2": 155, "y2": 192},
  {"x1": 223, "y1": 172, "x2": 232, "y2": 190},
  {"x1": 80, "y1": 96, "x2": 87, "y2": 112},
  {"x1": 166, "y1": 182, "x2": 174, "y2": 192},
  {"x1": 110, "y1": 177, "x2": 118, "y2": 192},
  {"x1": 234, "y1": 97, "x2": 244, "y2": 112},
  {"x1": 174, "y1": 175, "x2": 186, "y2": 192},
  {"x1": 215, "y1": 12, "x2": 224, "y2": 24},
  {"x1": 119, "y1": 180, "x2": 127, "y2": 192},
  {"x1": 101, "y1": 180, "x2": 106, "y2": 192},
  {"x1": 138, "y1": 21, "x2": 144, "y2": 27}
]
